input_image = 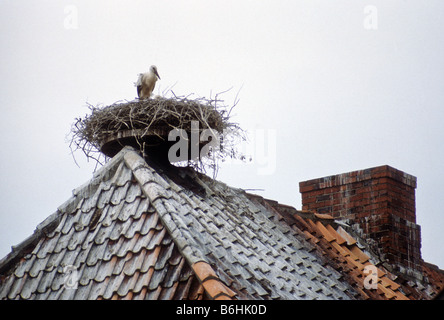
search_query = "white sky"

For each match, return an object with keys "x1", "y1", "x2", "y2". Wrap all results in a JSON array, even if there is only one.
[{"x1": 1, "y1": 1, "x2": 443, "y2": 268}]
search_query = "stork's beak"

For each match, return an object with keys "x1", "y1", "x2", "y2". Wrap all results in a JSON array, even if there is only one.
[{"x1": 154, "y1": 69, "x2": 161, "y2": 80}]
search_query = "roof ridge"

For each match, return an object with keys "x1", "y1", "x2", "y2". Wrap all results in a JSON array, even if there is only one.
[
  {"x1": 71, "y1": 146, "x2": 133, "y2": 200},
  {"x1": 123, "y1": 151, "x2": 209, "y2": 266},
  {"x1": 123, "y1": 150, "x2": 242, "y2": 300},
  {"x1": 0, "y1": 211, "x2": 61, "y2": 276}
]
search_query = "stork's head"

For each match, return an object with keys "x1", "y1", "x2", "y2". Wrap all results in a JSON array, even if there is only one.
[{"x1": 150, "y1": 65, "x2": 161, "y2": 80}]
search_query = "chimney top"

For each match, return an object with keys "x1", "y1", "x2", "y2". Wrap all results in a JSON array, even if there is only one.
[
  {"x1": 300, "y1": 165, "x2": 417, "y2": 192},
  {"x1": 299, "y1": 165, "x2": 422, "y2": 275}
]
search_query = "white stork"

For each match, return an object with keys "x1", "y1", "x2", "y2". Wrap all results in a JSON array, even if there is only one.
[{"x1": 136, "y1": 65, "x2": 161, "y2": 99}]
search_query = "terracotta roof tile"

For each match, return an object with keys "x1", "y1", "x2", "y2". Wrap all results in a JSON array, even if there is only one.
[
  {"x1": 192, "y1": 261, "x2": 217, "y2": 282},
  {"x1": 349, "y1": 246, "x2": 370, "y2": 264},
  {"x1": 201, "y1": 279, "x2": 235, "y2": 299},
  {"x1": 313, "y1": 213, "x2": 335, "y2": 221},
  {"x1": 380, "y1": 276, "x2": 401, "y2": 291},
  {"x1": 315, "y1": 221, "x2": 336, "y2": 243},
  {"x1": 336, "y1": 226, "x2": 357, "y2": 246},
  {"x1": 325, "y1": 224, "x2": 346, "y2": 244},
  {"x1": 330, "y1": 241, "x2": 351, "y2": 258}
]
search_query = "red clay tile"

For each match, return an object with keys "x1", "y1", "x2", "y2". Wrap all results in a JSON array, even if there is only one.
[
  {"x1": 336, "y1": 226, "x2": 357, "y2": 246},
  {"x1": 345, "y1": 255, "x2": 365, "y2": 270},
  {"x1": 315, "y1": 221, "x2": 336, "y2": 242},
  {"x1": 192, "y1": 261, "x2": 217, "y2": 282},
  {"x1": 189, "y1": 261, "x2": 237, "y2": 300},
  {"x1": 349, "y1": 246, "x2": 370, "y2": 263},
  {"x1": 380, "y1": 276, "x2": 401, "y2": 291},
  {"x1": 313, "y1": 213, "x2": 335, "y2": 220},
  {"x1": 201, "y1": 279, "x2": 236, "y2": 300},
  {"x1": 326, "y1": 224, "x2": 346, "y2": 245},
  {"x1": 303, "y1": 230, "x2": 319, "y2": 244},
  {"x1": 378, "y1": 284, "x2": 397, "y2": 300},
  {"x1": 330, "y1": 241, "x2": 351, "y2": 258}
]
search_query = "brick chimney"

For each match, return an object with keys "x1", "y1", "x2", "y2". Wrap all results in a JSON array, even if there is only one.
[{"x1": 299, "y1": 165, "x2": 422, "y2": 274}]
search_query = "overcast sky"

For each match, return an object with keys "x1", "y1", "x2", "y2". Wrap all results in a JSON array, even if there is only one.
[{"x1": 1, "y1": 1, "x2": 443, "y2": 268}]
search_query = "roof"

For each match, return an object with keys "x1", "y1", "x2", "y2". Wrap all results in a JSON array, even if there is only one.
[{"x1": 0, "y1": 146, "x2": 443, "y2": 300}]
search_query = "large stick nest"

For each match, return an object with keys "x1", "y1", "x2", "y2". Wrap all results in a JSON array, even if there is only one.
[{"x1": 69, "y1": 94, "x2": 246, "y2": 175}]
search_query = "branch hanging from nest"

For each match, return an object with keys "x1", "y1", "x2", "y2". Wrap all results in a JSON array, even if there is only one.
[{"x1": 69, "y1": 93, "x2": 246, "y2": 178}]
